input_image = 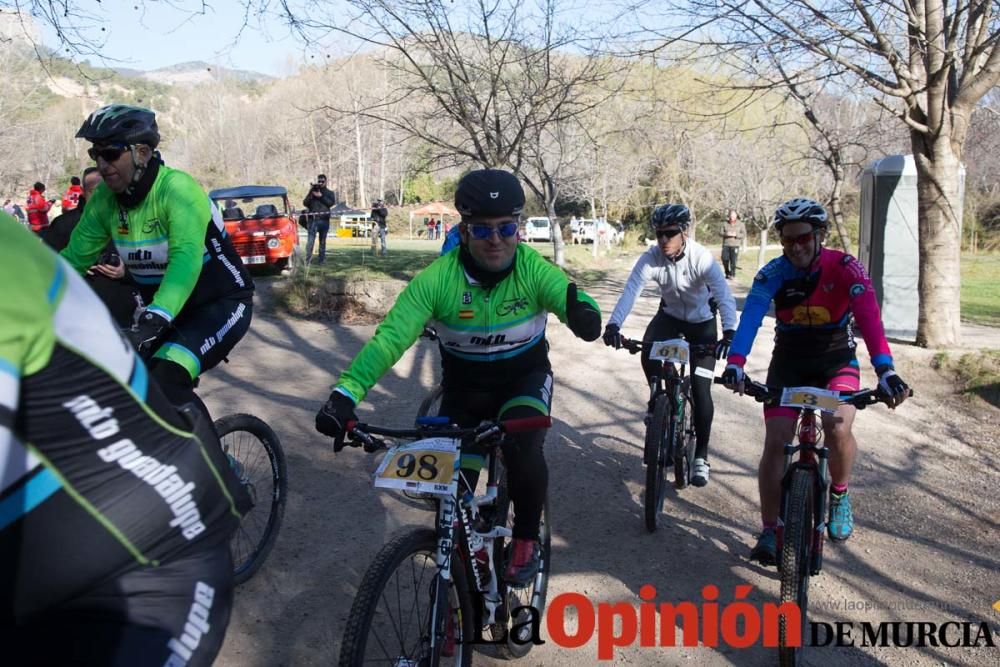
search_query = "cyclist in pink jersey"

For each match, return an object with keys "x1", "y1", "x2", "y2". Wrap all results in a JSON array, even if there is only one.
[{"x1": 721, "y1": 198, "x2": 910, "y2": 565}]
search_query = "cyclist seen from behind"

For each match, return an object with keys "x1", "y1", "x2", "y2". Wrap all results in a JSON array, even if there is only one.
[
  {"x1": 720, "y1": 198, "x2": 910, "y2": 565},
  {"x1": 60, "y1": 105, "x2": 254, "y2": 416},
  {"x1": 315, "y1": 168, "x2": 602, "y2": 586},
  {"x1": 1, "y1": 214, "x2": 249, "y2": 666},
  {"x1": 602, "y1": 204, "x2": 737, "y2": 487}
]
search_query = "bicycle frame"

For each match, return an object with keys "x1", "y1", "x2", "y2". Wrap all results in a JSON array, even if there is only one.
[
  {"x1": 348, "y1": 414, "x2": 550, "y2": 663},
  {"x1": 775, "y1": 408, "x2": 831, "y2": 576}
]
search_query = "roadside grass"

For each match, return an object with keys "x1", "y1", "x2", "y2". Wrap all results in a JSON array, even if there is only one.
[
  {"x1": 931, "y1": 349, "x2": 1000, "y2": 409},
  {"x1": 962, "y1": 253, "x2": 1000, "y2": 326}
]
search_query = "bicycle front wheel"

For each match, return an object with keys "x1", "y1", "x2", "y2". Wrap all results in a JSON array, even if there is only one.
[
  {"x1": 339, "y1": 528, "x2": 473, "y2": 667},
  {"x1": 779, "y1": 468, "x2": 813, "y2": 667},
  {"x1": 215, "y1": 413, "x2": 287, "y2": 585},
  {"x1": 643, "y1": 394, "x2": 671, "y2": 532},
  {"x1": 489, "y1": 480, "x2": 551, "y2": 660},
  {"x1": 672, "y1": 393, "x2": 694, "y2": 489}
]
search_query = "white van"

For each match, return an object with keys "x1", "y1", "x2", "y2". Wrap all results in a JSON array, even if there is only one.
[{"x1": 523, "y1": 217, "x2": 552, "y2": 242}]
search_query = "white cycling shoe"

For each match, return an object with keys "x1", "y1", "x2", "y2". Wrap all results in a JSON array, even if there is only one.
[{"x1": 691, "y1": 458, "x2": 710, "y2": 487}]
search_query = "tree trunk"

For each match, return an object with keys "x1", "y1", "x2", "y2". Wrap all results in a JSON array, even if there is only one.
[
  {"x1": 829, "y1": 166, "x2": 852, "y2": 254},
  {"x1": 913, "y1": 136, "x2": 963, "y2": 347},
  {"x1": 547, "y1": 200, "x2": 565, "y2": 267},
  {"x1": 354, "y1": 106, "x2": 367, "y2": 208},
  {"x1": 757, "y1": 226, "x2": 768, "y2": 269}
]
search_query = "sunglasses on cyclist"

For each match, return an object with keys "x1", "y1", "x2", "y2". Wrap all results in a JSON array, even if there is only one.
[
  {"x1": 780, "y1": 231, "x2": 817, "y2": 248},
  {"x1": 655, "y1": 228, "x2": 683, "y2": 239},
  {"x1": 87, "y1": 144, "x2": 131, "y2": 163},
  {"x1": 467, "y1": 221, "x2": 519, "y2": 240}
]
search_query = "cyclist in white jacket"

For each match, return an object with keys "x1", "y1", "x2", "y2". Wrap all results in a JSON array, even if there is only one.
[{"x1": 603, "y1": 204, "x2": 737, "y2": 486}]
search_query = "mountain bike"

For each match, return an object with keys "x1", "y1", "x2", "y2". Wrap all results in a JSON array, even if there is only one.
[
  {"x1": 619, "y1": 336, "x2": 715, "y2": 532},
  {"x1": 716, "y1": 376, "x2": 902, "y2": 666},
  {"x1": 337, "y1": 415, "x2": 552, "y2": 666}
]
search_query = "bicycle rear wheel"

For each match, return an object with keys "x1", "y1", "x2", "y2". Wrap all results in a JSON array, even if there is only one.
[
  {"x1": 215, "y1": 413, "x2": 287, "y2": 585},
  {"x1": 779, "y1": 468, "x2": 813, "y2": 666},
  {"x1": 339, "y1": 528, "x2": 473, "y2": 667},
  {"x1": 643, "y1": 394, "x2": 671, "y2": 532},
  {"x1": 491, "y1": 478, "x2": 551, "y2": 659}
]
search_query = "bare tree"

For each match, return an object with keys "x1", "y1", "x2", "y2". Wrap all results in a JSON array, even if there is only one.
[
  {"x1": 268, "y1": 0, "x2": 627, "y2": 265},
  {"x1": 656, "y1": 0, "x2": 1000, "y2": 346}
]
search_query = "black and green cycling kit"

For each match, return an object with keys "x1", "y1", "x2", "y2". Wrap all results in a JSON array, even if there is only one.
[
  {"x1": 334, "y1": 242, "x2": 600, "y2": 404},
  {"x1": 333, "y1": 243, "x2": 600, "y2": 542},
  {"x1": 1, "y1": 214, "x2": 247, "y2": 665},
  {"x1": 60, "y1": 158, "x2": 253, "y2": 381}
]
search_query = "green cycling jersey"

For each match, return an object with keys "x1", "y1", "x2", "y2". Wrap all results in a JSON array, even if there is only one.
[
  {"x1": 335, "y1": 243, "x2": 600, "y2": 403},
  {"x1": 60, "y1": 160, "x2": 251, "y2": 322}
]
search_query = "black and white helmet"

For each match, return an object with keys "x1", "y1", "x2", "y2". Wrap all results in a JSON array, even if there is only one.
[
  {"x1": 76, "y1": 104, "x2": 160, "y2": 148},
  {"x1": 773, "y1": 198, "x2": 828, "y2": 230},
  {"x1": 651, "y1": 204, "x2": 690, "y2": 230},
  {"x1": 454, "y1": 168, "x2": 525, "y2": 219}
]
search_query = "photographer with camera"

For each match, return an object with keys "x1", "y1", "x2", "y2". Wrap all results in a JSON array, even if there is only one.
[
  {"x1": 370, "y1": 198, "x2": 388, "y2": 256},
  {"x1": 42, "y1": 168, "x2": 139, "y2": 327},
  {"x1": 302, "y1": 174, "x2": 337, "y2": 265}
]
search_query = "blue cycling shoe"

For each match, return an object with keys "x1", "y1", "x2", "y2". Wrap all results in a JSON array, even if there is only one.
[{"x1": 828, "y1": 490, "x2": 854, "y2": 541}]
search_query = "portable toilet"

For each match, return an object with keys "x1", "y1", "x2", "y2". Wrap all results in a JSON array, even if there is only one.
[{"x1": 857, "y1": 155, "x2": 964, "y2": 341}]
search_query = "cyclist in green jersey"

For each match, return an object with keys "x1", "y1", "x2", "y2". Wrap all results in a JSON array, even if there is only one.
[
  {"x1": 315, "y1": 169, "x2": 602, "y2": 585},
  {"x1": 1, "y1": 212, "x2": 248, "y2": 666},
  {"x1": 60, "y1": 105, "x2": 254, "y2": 417}
]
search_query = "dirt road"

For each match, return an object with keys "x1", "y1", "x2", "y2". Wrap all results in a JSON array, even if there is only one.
[{"x1": 210, "y1": 271, "x2": 999, "y2": 666}]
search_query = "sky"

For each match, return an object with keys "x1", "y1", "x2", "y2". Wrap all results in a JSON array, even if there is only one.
[{"x1": 34, "y1": 1, "x2": 339, "y2": 77}]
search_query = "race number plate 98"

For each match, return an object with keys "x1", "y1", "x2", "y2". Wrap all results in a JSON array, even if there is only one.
[
  {"x1": 373, "y1": 437, "x2": 460, "y2": 496},
  {"x1": 780, "y1": 387, "x2": 841, "y2": 413},
  {"x1": 648, "y1": 338, "x2": 690, "y2": 365}
]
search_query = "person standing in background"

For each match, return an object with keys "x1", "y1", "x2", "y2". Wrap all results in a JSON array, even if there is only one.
[
  {"x1": 62, "y1": 176, "x2": 84, "y2": 212},
  {"x1": 302, "y1": 174, "x2": 337, "y2": 265},
  {"x1": 370, "y1": 199, "x2": 389, "y2": 256},
  {"x1": 26, "y1": 182, "x2": 53, "y2": 233},
  {"x1": 720, "y1": 208, "x2": 746, "y2": 279}
]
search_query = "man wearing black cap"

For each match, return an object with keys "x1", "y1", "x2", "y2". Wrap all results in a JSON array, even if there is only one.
[{"x1": 315, "y1": 168, "x2": 603, "y2": 586}]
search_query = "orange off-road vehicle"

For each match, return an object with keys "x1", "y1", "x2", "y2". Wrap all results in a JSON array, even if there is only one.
[{"x1": 209, "y1": 185, "x2": 299, "y2": 272}]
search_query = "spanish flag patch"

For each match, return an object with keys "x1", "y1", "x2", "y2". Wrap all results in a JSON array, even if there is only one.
[{"x1": 459, "y1": 309, "x2": 474, "y2": 319}]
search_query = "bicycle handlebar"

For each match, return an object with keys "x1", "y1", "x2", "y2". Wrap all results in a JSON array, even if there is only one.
[
  {"x1": 346, "y1": 415, "x2": 553, "y2": 453},
  {"x1": 712, "y1": 375, "x2": 907, "y2": 409}
]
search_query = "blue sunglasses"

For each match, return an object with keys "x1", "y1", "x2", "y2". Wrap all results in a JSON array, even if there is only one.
[{"x1": 467, "y1": 221, "x2": 519, "y2": 240}]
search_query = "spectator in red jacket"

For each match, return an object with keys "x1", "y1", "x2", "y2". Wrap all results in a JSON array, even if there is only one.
[
  {"x1": 26, "y1": 182, "x2": 52, "y2": 233},
  {"x1": 61, "y1": 176, "x2": 83, "y2": 212}
]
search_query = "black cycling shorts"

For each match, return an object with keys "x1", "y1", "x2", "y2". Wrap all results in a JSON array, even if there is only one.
[
  {"x1": 153, "y1": 295, "x2": 253, "y2": 381},
  {"x1": 764, "y1": 350, "x2": 861, "y2": 419},
  {"x1": 4, "y1": 543, "x2": 234, "y2": 667}
]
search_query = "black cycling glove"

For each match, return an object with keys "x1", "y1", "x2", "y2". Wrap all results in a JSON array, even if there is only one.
[
  {"x1": 316, "y1": 391, "x2": 358, "y2": 451},
  {"x1": 129, "y1": 309, "x2": 169, "y2": 358},
  {"x1": 602, "y1": 323, "x2": 622, "y2": 349},
  {"x1": 876, "y1": 365, "x2": 910, "y2": 408},
  {"x1": 565, "y1": 283, "x2": 601, "y2": 342},
  {"x1": 715, "y1": 329, "x2": 735, "y2": 360}
]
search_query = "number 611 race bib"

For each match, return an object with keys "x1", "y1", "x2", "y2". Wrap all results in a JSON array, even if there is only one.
[{"x1": 373, "y1": 437, "x2": 460, "y2": 496}]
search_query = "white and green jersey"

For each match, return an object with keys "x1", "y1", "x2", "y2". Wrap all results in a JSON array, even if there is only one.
[{"x1": 335, "y1": 243, "x2": 600, "y2": 402}]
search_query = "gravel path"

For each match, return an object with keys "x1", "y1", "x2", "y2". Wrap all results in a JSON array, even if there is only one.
[{"x1": 210, "y1": 267, "x2": 999, "y2": 666}]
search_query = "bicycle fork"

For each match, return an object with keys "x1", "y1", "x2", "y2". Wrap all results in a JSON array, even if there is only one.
[{"x1": 775, "y1": 410, "x2": 831, "y2": 575}]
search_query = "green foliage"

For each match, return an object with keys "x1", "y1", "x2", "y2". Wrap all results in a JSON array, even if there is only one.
[{"x1": 961, "y1": 253, "x2": 1000, "y2": 326}]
